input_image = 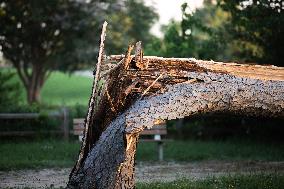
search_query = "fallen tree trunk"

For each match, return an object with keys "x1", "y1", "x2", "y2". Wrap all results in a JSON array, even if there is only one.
[{"x1": 67, "y1": 35, "x2": 284, "y2": 189}]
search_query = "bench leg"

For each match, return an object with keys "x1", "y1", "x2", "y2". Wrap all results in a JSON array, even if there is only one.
[{"x1": 158, "y1": 141, "x2": 163, "y2": 161}]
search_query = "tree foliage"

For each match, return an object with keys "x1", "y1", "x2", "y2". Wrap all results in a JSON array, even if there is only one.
[
  {"x1": 218, "y1": 0, "x2": 284, "y2": 66},
  {"x1": 0, "y1": 71, "x2": 20, "y2": 112},
  {"x1": 106, "y1": 0, "x2": 158, "y2": 54},
  {"x1": 0, "y1": 0, "x2": 157, "y2": 104},
  {"x1": 145, "y1": 1, "x2": 233, "y2": 61},
  {"x1": 146, "y1": 0, "x2": 283, "y2": 67}
]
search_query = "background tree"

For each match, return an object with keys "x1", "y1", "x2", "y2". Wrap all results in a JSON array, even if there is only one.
[
  {"x1": 145, "y1": 1, "x2": 233, "y2": 61},
  {"x1": 218, "y1": 0, "x2": 284, "y2": 66},
  {"x1": 147, "y1": 0, "x2": 283, "y2": 66},
  {"x1": 0, "y1": 0, "x2": 100, "y2": 103},
  {"x1": 106, "y1": 0, "x2": 158, "y2": 54},
  {"x1": 0, "y1": 0, "x2": 158, "y2": 104}
]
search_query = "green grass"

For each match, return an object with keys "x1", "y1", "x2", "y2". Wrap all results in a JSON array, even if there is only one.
[
  {"x1": 41, "y1": 72, "x2": 92, "y2": 106},
  {"x1": 1, "y1": 139, "x2": 284, "y2": 170},
  {"x1": 0, "y1": 140, "x2": 80, "y2": 170},
  {"x1": 136, "y1": 174, "x2": 284, "y2": 189},
  {"x1": 8, "y1": 174, "x2": 284, "y2": 189},
  {"x1": 137, "y1": 139, "x2": 284, "y2": 161},
  {"x1": 2, "y1": 69, "x2": 93, "y2": 106}
]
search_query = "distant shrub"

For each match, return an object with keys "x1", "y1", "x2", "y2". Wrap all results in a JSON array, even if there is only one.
[
  {"x1": 69, "y1": 104, "x2": 87, "y2": 118},
  {"x1": 0, "y1": 71, "x2": 20, "y2": 112}
]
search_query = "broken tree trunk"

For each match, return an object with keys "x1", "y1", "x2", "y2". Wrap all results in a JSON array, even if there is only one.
[
  {"x1": 67, "y1": 55, "x2": 284, "y2": 188},
  {"x1": 67, "y1": 35, "x2": 284, "y2": 188}
]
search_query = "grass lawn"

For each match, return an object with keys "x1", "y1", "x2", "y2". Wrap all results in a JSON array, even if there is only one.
[
  {"x1": 1, "y1": 139, "x2": 284, "y2": 170},
  {"x1": 137, "y1": 139, "x2": 284, "y2": 161},
  {"x1": 4, "y1": 69, "x2": 93, "y2": 106},
  {"x1": 0, "y1": 140, "x2": 80, "y2": 170},
  {"x1": 13, "y1": 174, "x2": 284, "y2": 189},
  {"x1": 137, "y1": 174, "x2": 284, "y2": 189},
  {"x1": 41, "y1": 72, "x2": 92, "y2": 106}
]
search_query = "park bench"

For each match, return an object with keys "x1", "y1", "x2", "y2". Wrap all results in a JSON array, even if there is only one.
[{"x1": 73, "y1": 119, "x2": 167, "y2": 161}]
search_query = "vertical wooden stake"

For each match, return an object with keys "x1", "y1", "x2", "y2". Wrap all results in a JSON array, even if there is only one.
[
  {"x1": 158, "y1": 141, "x2": 163, "y2": 161},
  {"x1": 62, "y1": 107, "x2": 69, "y2": 141}
]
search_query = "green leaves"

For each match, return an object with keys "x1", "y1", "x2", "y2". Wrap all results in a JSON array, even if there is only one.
[
  {"x1": 218, "y1": 0, "x2": 284, "y2": 66},
  {"x1": 0, "y1": 70, "x2": 20, "y2": 111}
]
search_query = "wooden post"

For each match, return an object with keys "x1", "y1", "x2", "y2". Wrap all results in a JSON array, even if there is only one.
[
  {"x1": 158, "y1": 141, "x2": 164, "y2": 161},
  {"x1": 61, "y1": 107, "x2": 69, "y2": 141}
]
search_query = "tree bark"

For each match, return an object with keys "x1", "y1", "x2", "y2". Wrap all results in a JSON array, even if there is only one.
[
  {"x1": 26, "y1": 68, "x2": 45, "y2": 104},
  {"x1": 67, "y1": 53, "x2": 284, "y2": 188},
  {"x1": 27, "y1": 84, "x2": 41, "y2": 104},
  {"x1": 13, "y1": 60, "x2": 46, "y2": 104}
]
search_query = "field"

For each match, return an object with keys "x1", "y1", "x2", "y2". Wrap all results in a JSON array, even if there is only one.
[
  {"x1": 8, "y1": 70, "x2": 93, "y2": 106},
  {"x1": 136, "y1": 175, "x2": 284, "y2": 189},
  {"x1": 41, "y1": 72, "x2": 92, "y2": 105},
  {"x1": 1, "y1": 139, "x2": 284, "y2": 171},
  {"x1": 1, "y1": 139, "x2": 284, "y2": 188}
]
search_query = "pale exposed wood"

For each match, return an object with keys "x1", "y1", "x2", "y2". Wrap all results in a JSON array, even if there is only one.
[
  {"x1": 123, "y1": 45, "x2": 134, "y2": 70},
  {"x1": 141, "y1": 73, "x2": 164, "y2": 97},
  {"x1": 110, "y1": 56, "x2": 284, "y2": 81}
]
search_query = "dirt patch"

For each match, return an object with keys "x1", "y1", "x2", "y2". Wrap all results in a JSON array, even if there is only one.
[
  {"x1": 1, "y1": 161, "x2": 284, "y2": 188},
  {"x1": 0, "y1": 168, "x2": 70, "y2": 188}
]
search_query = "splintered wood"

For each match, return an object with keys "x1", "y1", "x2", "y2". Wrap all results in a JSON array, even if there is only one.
[{"x1": 67, "y1": 38, "x2": 284, "y2": 189}]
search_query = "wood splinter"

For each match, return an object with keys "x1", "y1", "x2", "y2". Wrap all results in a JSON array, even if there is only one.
[
  {"x1": 141, "y1": 73, "x2": 164, "y2": 98},
  {"x1": 135, "y1": 41, "x2": 148, "y2": 70}
]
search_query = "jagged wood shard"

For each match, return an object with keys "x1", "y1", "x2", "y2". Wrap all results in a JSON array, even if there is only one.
[
  {"x1": 67, "y1": 37, "x2": 284, "y2": 189},
  {"x1": 70, "y1": 21, "x2": 108, "y2": 177}
]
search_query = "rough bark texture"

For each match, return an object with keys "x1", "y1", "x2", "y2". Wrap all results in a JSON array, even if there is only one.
[
  {"x1": 70, "y1": 21, "x2": 108, "y2": 177},
  {"x1": 67, "y1": 47, "x2": 284, "y2": 188}
]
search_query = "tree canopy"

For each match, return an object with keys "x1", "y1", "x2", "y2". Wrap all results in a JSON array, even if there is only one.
[
  {"x1": 145, "y1": 1, "x2": 234, "y2": 61},
  {"x1": 218, "y1": 0, "x2": 284, "y2": 66},
  {"x1": 0, "y1": 0, "x2": 157, "y2": 103},
  {"x1": 145, "y1": 0, "x2": 283, "y2": 67}
]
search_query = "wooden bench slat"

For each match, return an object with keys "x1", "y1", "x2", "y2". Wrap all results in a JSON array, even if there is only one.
[
  {"x1": 73, "y1": 130, "x2": 84, "y2": 135},
  {"x1": 73, "y1": 119, "x2": 84, "y2": 124},
  {"x1": 147, "y1": 125, "x2": 166, "y2": 129},
  {"x1": 139, "y1": 139, "x2": 165, "y2": 142},
  {"x1": 72, "y1": 118, "x2": 168, "y2": 161},
  {"x1": 74, "y1": 125, "x2": 84, "y2": 129},
  {"x1": 140, "y1": 129, "x2": 167, "y2": 135}
]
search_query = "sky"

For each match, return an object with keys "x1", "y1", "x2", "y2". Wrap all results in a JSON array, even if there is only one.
[{"x1": 144, "y1": 0, "x2": 204, "y2": 37}]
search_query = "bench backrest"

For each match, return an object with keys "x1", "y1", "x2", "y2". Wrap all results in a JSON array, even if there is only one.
[
  {"x1": 73, "y1": 118, "x2": 84, "y2": 135},
  {"x1": 73, "y1": 119, "x2": 167, "y2": 136},
  {"x1": 140, "y1": 124, "x2": 167, "y2": 135}
]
